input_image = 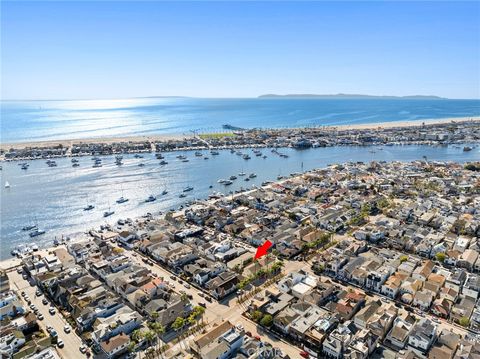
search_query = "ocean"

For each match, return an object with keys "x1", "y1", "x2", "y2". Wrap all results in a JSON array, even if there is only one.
[
  {"x1": 1, "y1": 97, "x2": 480, "y2": 143},
  {"x1": 1, "y1": 144, "x2": 479, "y2": 259}
]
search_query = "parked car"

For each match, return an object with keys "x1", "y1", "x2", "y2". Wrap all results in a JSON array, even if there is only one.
[
  {"x1": 37, "y1": 313, "x2": 44, "y2": 320},
  {"x1": 64, "y1": 325, "x2": 71, "y2": 334},
  {"x1": 300, "y1": 351, "x2": 309, "y2": 358},
  {"x1": 57, "y1": 339, "x2": 64, "y2": 348},
  {"x1": 184, "y1": 283, "x2": 191, "y2": 289},
  {"x1": 49, "y1": 307, "x2": 56, "y2": 315},
  {"x1": 42, "y1": 298, "x2": 49, "y2": 305},
  {"x1": 80, "y1": 345, "x2": 88, "y2": 354}
]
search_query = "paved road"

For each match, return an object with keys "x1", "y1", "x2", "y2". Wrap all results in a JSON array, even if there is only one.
[
  {"x1": 123, "y1": 249, "x2": 304, "y2": 357},
  {"x1": 9, "y1": 270, "x2": 86, "y2": 359}
]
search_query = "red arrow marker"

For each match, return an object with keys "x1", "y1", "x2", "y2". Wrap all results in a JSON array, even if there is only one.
[{"x1": 254, "y1": 240, "x2": 272, "y2": 260}]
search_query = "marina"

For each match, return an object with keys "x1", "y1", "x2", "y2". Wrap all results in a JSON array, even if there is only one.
[{"x1": 1, "y1": 143, "x2": 479, "y2": 259}]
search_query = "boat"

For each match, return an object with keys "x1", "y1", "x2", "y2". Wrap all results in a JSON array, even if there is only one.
[
  {"x1": 145, "y1": 195, "x2": 157, "y2": 202},
  {"x1": 84, "y1": 204, "x2": 95, "y2": 211},
  {"x1": 22, "y1": 224, "x2": 37, "y2": 231},
  {"x1": 183, "y1": 186, "x2": 194, "y2": 192},
  {"x1": 249, "y1": 173, "x2": 257, "y2": 178},
  {"x1": 277, "y1": 175, "x2": 284, "y2": 180},
  {"x1": 218, "y1": 179, "x2": 226, "y2": 184},
  {"x1": 115, "y1": 155, "x2": 123, "y2": 160},
  {"x1": 222, "y1": 124, "x2": 244, "y2": 131},
  {"x1": 103, "y1": 210, "x2": 115, "y2": 217},
  {"x1": 115, "y1": 159, "x2": 123, "y2": 165},
  {"x1": 116, "y1": 196, "x2": 129, "y2": 204},
  {"x1": 134, "y1": 154, "x2": 143, "y2": 158},
  {"x1": 223, "y1": 180, "x2": 233, "y2": 185},
  {"x1": 155, "y1": 153, "x2": 164, "y2": 159},
  {"x1": 138, "y1": 163, "x2": 145, "y2": 167},
  {"x1": 182, "y1": 159, "x2": 189, "y2": 162},
  {"x1": 92, "y1": 163, "x2": 102, "y2": 168},
  {"x1": 160, "y1": 160, "x2": 168, "y2": 165},
  {"x1": 31, "y1": 244, "x2": 39, "y2": 251},
  {"x1": 71, "y1": 158, "x2": 79, "y2": 163},
  {"x1": 210, "y1": 150, "x2": 219, "y2": 155},
  {"x1": 255, "y1": 152, "x2": 262, "y2": 156},
  {"x1": 195, "y1": 152, "x2": 203, "y2": 157},
  {"x1": 463, "y1": 146, "x2": 473, "y2": 152},
  {"x1": 209, "y1": 191, "x2": 223, "y2": 199},
  {"x1": 177, "y1": 155, "x2": 187, "y2": 160},
  {"x1": 21, "y1": 163, "x2": 29, "y2": 170},
  {"x1": 72, "y1": 163, "x2": 80, "y2": 167},
  {"x1": 161, "y1": 189, "x2": 168, "y2": 195},
  {"x1": 47, "y1": 160, "x2": 57, "y2": 167},
  {"x1": 238, "y1": 172, "x2": 246, "y2": 176},
  {"x1": 29, "y1": 229, "x2": 46, "y2": 237},
  {"x1": 229, "y1": 175, "x2": 237, "y2": 180},
  {"x1": 204, "y1": 156, "x2": 209, "y2": 160},
  {"x1": 5, "y1": 181, "x2": 10, "y2": 188},
  {"x1": 244, "y1": 177, "x2": 250, "y2": 182},
  {"x1": 179, "y1": 193, "x2": 186, "y2": 198},
  {"x1": 230, "y1": 149, "x2": 236, "y2": 153},
  {"x1": 263, "y1": 155, "x2": 267, "y2": 159}
]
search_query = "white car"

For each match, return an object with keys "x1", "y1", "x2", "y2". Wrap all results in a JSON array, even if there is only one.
[
  {"x1": 49, "y1": 307, "x2": 56, "y2": 315},
  {"x1": 64, "y1": 325, "x2": 71, "y2": 333},
  {"x1": 57, "y1": 339, "x2": 64, "y2": 348}
]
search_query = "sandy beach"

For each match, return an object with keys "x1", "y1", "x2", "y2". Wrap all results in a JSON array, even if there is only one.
[{"x1": 1, "y1": 116, "x2": 478, "y2": 151}]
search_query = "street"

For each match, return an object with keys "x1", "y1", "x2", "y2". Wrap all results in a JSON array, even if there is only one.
[{"x1": 8, "y1": 270, "x2": 86, "y2": 359}]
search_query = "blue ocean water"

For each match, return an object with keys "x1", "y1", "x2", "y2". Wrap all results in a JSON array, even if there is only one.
[
  {"x1": 1, "y1": 97, "x2": 480, "y2": 143},
  {"x1": 1, "y1": 144, "x2": 479, "y2": 259}
]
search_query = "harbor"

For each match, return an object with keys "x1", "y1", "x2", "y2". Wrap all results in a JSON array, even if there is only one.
[{"x1": 1, "y1": 143, "x2": 479, "y2": 260}]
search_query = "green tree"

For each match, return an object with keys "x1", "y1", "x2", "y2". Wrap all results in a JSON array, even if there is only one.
[
  {"x1": 459, "y1": 317, "x2": 470, "y2": 327},
  {"x1": 399, "y1": 255, "x2": 408, "y2": 263},
  {"x1": 131, "y1": 329, "x2": 143, "y2": 343},
  {"x1": 435, "y1": 252, "x2": 446, "y2": 263},
  {"x1": 260, "y1": 314, "x2": 273, "y2": 327},
  {"x1": 251, "y1": 310, "x2": 263, "y2": 322},
  {"x1": 172, "y1": 317, "x2": 185, "y2": 331},
  {"x1": 127, "y1": 341, "x2": 136, "y2": 354},
  {"x1": 144, "y1": 330, "x2": 156, "y2": 346}
]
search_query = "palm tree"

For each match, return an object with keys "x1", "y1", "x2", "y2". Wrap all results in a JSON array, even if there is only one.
[{"x1": 180, "y1": 292, "x2": 189, "y2": 303}]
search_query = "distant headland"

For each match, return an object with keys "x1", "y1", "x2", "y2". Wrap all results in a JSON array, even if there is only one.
[{"x1": 258, "y1": 93, "x2": 448, "y2": 100}]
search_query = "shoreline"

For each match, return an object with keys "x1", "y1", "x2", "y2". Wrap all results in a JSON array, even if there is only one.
[{"x1": 1, "y1": 116, "x2": 478, "y2": 151}]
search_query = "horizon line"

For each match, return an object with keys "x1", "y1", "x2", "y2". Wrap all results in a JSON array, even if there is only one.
[{"x1": 2, "y1": 93, "x2": 480, "y2": 102}]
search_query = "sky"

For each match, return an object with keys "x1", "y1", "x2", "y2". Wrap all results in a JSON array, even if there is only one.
[{"x1": 1, "y1": 1, "x2": 479, "y2": 100}]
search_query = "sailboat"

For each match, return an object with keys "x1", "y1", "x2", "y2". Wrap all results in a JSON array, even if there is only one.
[
  {"x1": 5, "y1": 181, "x2": 10, "y2": 188},
  {"x1": 103, "y1": 208, "x2": 115, "y2": 217},
  {"x1": 116, "y1": 187, "x2": 129, "y2": 204}
]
